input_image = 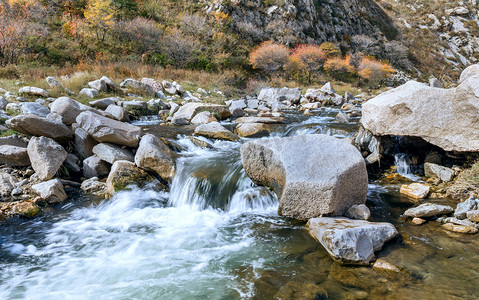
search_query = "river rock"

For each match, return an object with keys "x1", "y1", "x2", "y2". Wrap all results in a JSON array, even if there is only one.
[
  {"x1": 241, "y1": 134, "x2": 368, "y2": 219},
  {"x1": 454, "y1": 197, "x2": 479, "y2": 219},
  {"x1": 89, "y1": 97, "x2": 117, "y2": 110},
  {"x1": 404, "y1": 203, "x2": 454, "y2": 218},
  {"x1": 79, "y1": 88, "x2": 99, "y2": 98},
  {"x1": 19, "y1": 86, "x2": 48, "y2": 98},
  {"x1": 458, "y1": 64, "x2": 479, "y2": 84},
  {"x1": 400, "y1": 183, "x2": 430, "y2": 199},
  {"x1": 0, "y1": 96, "x2": 8, "y2": 110},
  {"x1": 258, "y1": 87, "x2": 302, "y2": 104},
  {"x1": 345, "y1": 204, "x2": 371, "y2": 220},
  {"x1": 92, "y1": 143, "x2": 134, "y2": 164},
  {"x1": 0, "y1": 135, "x2": 28, "y2": 147},
  {"x1": 6, "y1": 114, "x2": 73, "y2": 142},
  {"x1": 120, "y1": 78, "x2": 156, "y2": 96},
  {"x1": 31, "y1": 179, "x2": 67, "y2": 204},
  {"x1": 361, "y1": 72, "x2": 479, "y2": 152},
  {"x1": 50, "y1": 97, "x2": 97, "y2": 125},
  {"x1": 307, "y1": 217, "x2": 398, "y2": 264},
  {"x1": 27, "y1": 136, "x2": 67, "y2": 180},
  {"x1": 411, "y1": 217, "x2": 427, "y2": 225},
  {"x1": 83, "y1": 156, "x2": 110, "y2": 178},
  {"x1": 121, "y1": 100, "x2": 150, "y2": 116},
  {"x1": 20, "y1": 102, "x2": 50, "y2": 117},
  {"x1": 106, "y1": 160, "x2": 157, "y2": 194},
  {"x1": 442, "y1": 223, "x2": 478, "y2": 234},
  {"x1": 0, "y1": 145, "x2": 30, "y2": 166},
  {"x1": 80, "y1": 177, "x2": 107, "y2": 198},
  {"x1": 74, "y1": 127, "x2": 97, "y2": 160},
  {"x1": 0, "y1": 173, "x2": 17, "y2": 198},
  {"x1": 424, "y1": 163, "x2": 455, "y2": 182},
  {"x1": 88, "y1": 79, "x2": 107, "y2": 92},
  {"x1": 64, "y1": 153, "x2": 81, "y2": 173},
  {"x1": 172, "y1": 103, "x2": 230, "y2": 124},
  {"x1": 467, "y1": 210, "x2": 479, "y2": 222},
  {"x1": 235, "y1": 123, "x2": 273, "y2": 138},
  {"x1": 234, "y1": 116, "x2": 285, "y2": 124},
  {"x1": 105, "y1": 104, "x2": 129, "y2": 122},
  {"x1": 372, "y1": 259, "x2": 400, "y2": 272},
  {"x1": 194, "y1": 122, "x2": 239, "y2": 141},
  {"x1": 190, "y1": 111, "x2": 217, "y2": 125},
  {"x1": 162, "y1": 80, "x2": 177, "y2": 95},
  {"x1": 46, "y1": 76, "x2": 73, "y2": 95},
  {"x1": 135, "y1": 134, "x2": 175, "y2": 180},
  {"x1": 336, "y1": 111, "x2": 351, "y2": 123},
  {"x1": 76, "y1": 111, "x2": 142, "y2": 147},
  {"x1": 141, "y1": 78, "x2": 163, "y2": 93},
  {"x1": 7, "y1": 201, "x2": 41, "y2": 218}
]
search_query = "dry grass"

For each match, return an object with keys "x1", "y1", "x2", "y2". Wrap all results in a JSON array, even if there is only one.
[{"x1": 447, "y1": 161, "x2": 479, "y2": 200}]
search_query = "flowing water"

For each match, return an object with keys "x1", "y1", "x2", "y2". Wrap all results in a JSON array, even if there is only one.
[{"x1": 1, "y1": 108, "x2": 479, "y2": 299}]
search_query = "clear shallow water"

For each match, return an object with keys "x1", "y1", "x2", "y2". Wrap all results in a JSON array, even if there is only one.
[{"x1": 2, "y1": 110, "x2": 479, "y2": 299}]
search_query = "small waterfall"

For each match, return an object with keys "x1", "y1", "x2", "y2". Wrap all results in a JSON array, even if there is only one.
[
  {"x1": 394, "y1": 153, "x2": 420, "y2": 180},
  {"x1": 168, "y1": 137, "x2": 277, "y2": 212}
]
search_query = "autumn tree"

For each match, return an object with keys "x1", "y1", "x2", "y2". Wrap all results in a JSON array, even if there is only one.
[
  {"x1": 249, "y1": 41, "x2": 289, "y2": 75},
  {"x1": 84, "y1": 0, "x2": 116, "y2": 42},
  {"x1": 324, "y1": 57, "x2": 354, "y2": 82},
  {"x1": 290, "y1": 44, "x2": 326, "y2": 83},
  {"x1": 319, "y1": 42, "x2": 341, "y2": 58},
  {"x1": 358, "y1": 57, "x2": 394, "y2": 87}
]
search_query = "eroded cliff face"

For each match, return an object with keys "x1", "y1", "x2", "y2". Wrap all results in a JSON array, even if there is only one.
[{"x1": 208, "y1": 0, "x2": 397, "y2": 45}]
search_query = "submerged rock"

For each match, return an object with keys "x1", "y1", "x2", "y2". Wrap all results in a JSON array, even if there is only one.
[
  {"x1": 307, "y1": 217, "x2": 398, "y2": 264},
  {"x1": 361, "y1": 70, "x2": 479, "y2": 152},
  {"x1": 240, "y1": 134, "x2": 368, "y2": 219}
]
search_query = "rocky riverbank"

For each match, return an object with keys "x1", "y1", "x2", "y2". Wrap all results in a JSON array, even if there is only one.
[{"x1": 1, "y1": 64, "x2": 479, "y2": 267}]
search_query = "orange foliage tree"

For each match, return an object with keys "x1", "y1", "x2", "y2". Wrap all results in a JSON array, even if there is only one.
[
  {"x1": 249, "y1": 41, "x2": 290, "y2": 75},
  {"x1": 324, "y1": 57, "x2": 354, "y2": 82},
  {"x1": 319, "y1": 42, "x2": 341, "y2": 58},
  {"x1": 358, "y1": 56, "x2": 394, "y2": 87},
  {"x1": 290, "y1": 44, "x2": 326, "y2": 83}
]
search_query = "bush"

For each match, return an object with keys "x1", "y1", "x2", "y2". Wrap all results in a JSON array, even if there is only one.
[
  {"x1": 249, "y1": 41, "x2": 289, "y2": 75},
  {"x1": 324, "y1": 57, "x2": 355, "y2": 81},
  {"x1": 114, "y1": 18, "x2": 162, "y2": 54},
  {"x1": 319, "y1": 42, "x2": 341, "y2": 58},
  {"x1": 290, "y1": 44, "x2": 326, "y2": 82},
  {"x1": 358, "y1": 57, "x2": 394, "y2": 87},
  {"x1": 161, "y1": 28, "x2": 197, "y2": 68}
]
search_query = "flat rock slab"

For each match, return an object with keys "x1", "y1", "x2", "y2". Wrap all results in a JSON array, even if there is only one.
[
  {"x1": 92, "y1": 143, "x2": 134, "y2": 164},
  {"x1": 240, "y1": 134, "x2": 368, "y2": 219},
  {"x1": 404, "y1": 203, "x2": 454, "y2": 218},
  {"x1": 0, "y1": 145, "x2": 30, "y2": 167},
  {"x1": 235, "y1": 116, "x2": 286, "y2": 124},
  {"x1": 400, "y1": 183, "x2": 430, "y2": 199},
  {"x1": 307, "y1": 217, "x2": 398, "y2": 265}
]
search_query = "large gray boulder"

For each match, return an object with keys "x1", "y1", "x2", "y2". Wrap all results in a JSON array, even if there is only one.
[
  {"x1": 258, "y1": 87, "x2": 302, "y2": 104},
  {"x1": 27, "y1": 136, "x2": 67, "y2": 180},
  {"x1": 0, "y1": 145, "x2": 30, "y2": 166},
  {"x1": 6, "y1": 114, "x2": 73, "y2": 142},
  {"x1": 92, "y1": 143, "x2": 134, "y2": 164},
  {"x1": 135, "y1": 134, "x2": 175, "y2": 180},
  {"x1": 18, "y1": 86, "x2": 48, "y2": 98},
  {"x1": 76, "y1": 111, "x2": 142, "y2": 147},
  {"x1": 31, "y1": 179, "x2": 67, "y2": 204},
  {"x1": 240, "y1": 134, "x2": 368, "y2": 219},
  {"x1": 458, "y1": 64, "x2": 479, "y2": 84},
  {"x1": 361, "y1": 72, "x2": 479, "y2": 152},
  {"x1": 307, "y1": 217, "x2": 398, "y2": 265},
  {"x1": 20, "y1": 102, "x2": 50, "y2": 117}
]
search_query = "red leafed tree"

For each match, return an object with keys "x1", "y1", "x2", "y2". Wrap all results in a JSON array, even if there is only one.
[{"x1": 290, "y1": 44, "x2": 326, "y2": 83}]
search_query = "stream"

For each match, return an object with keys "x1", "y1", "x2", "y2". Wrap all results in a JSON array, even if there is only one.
[{"x1": 1, "y1": 108, "x2": 479, "y2": 299}]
